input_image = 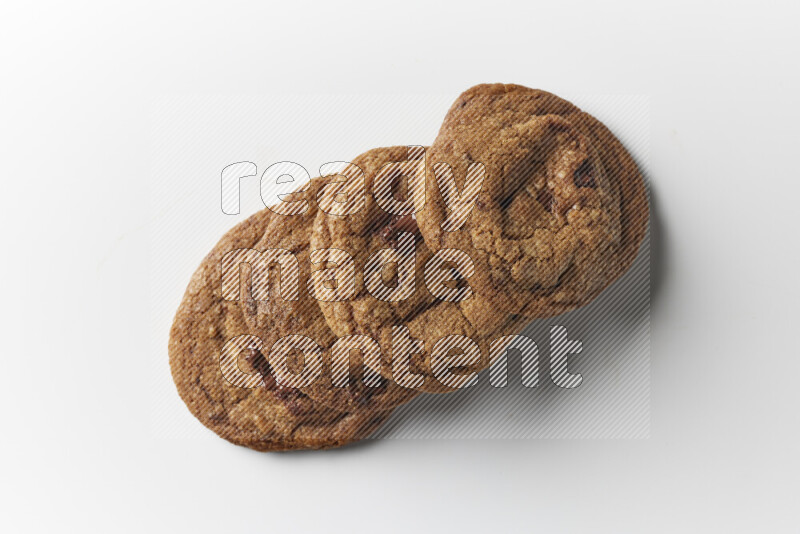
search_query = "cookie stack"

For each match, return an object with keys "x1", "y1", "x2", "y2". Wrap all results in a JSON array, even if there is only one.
[{"x1": 169, "y1": 84, "x2": 649, "y2": 451}]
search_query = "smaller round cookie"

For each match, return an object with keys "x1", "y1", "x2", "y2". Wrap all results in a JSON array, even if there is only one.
[
  {"x1": 417, "y1": 84, "x2": 649, "y2": 320},
  {"x1": 169, "y1": 208, "x2": 391, "y2": 452},
  {"x1": 239, "y1": 169, "x2": 420, "y2": 411}
]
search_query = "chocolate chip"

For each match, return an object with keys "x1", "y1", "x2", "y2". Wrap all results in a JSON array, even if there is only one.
[
  {"x1": 393, "y1": 214, "x2": 418, "y2": 234},
  {"x1": 379, "y1": 214, "x2": 418, "y2": 245},
  {"x1": 348, "y1": 379, "x2": 388, "y2": 407},
  {"x1": 475, "y1": 199, "x2": 486, "y2": 211},
  {"x1": 273, "y1": 388, "x2": 306, "y2": 415},
  {"x1": 379, "y1": 225, "x2": 395, "y2": 243},
  {"x1": 245, "y1": 347, "x2": 270, "y2": 376},
  {"x1": 244, "y1": 347, "x2": 309, "y2": 414},
  {"x1": 262, "y1": 375, "x2": 278, "y2": 390},
  {"x1": 245, "y1": 347, "x2": 280, "y2": 390},
  {"x1": 209, "y1": 412, "x2": 228, "y2": 423},
  {"x1": 573, "y1": 160, "x2": 597, "y2": 188}
]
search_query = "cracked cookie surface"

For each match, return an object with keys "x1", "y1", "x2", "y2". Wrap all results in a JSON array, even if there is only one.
[
  {"x1": 417, "y1": 84, "x2": 649, "y2": 320},
  {"x1": 241, "y1": 163, "x2": 420, "y2": 411},
  {"x1": 311, "y1": 146, "x2": 528, "y2": 393},
  {"x1": 169, "y1": 208, "x2": 391, "y2": 451}
]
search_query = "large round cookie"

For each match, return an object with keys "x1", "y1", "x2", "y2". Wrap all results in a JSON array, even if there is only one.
[
  {"x1": 240, "y1": 161, "x2": 420, "y2": 411},
  {"x1": 417, "y1": 84, "x2": 649, "y2": 320},
  {"x1": 169, "y1": 209, "x2": 391, "y2": 451},
  {"x1": 311, "y1": 146, "x2": 528, "y2": 394}
]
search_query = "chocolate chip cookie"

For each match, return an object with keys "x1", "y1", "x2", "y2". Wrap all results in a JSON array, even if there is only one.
[
  {"x1": 169, "y1": 208, "x2": 391, "y2": 451},
  {"x1": 239, "y1": 163, "x2": 420, "y2": 411},
  {"x1": 310, "y1": 146, "x2": 529, "y2": 393},
  {"x1": 416, "y1": 84, "x2": 648, "y2": 320}
]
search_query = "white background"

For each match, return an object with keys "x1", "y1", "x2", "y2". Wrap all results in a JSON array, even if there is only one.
[{"x1": 1, "y1": 1, "x2": 798, "y2": 532}]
